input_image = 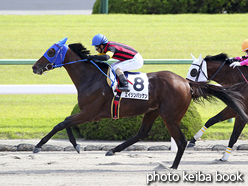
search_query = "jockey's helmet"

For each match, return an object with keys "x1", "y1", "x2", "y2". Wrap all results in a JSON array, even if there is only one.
[
  {"x1": 92, "y1": 34, "x2": 108, "y2": 46},
  {"x1": 242, "y1": 39, "x2": 248, "y2": 52}
]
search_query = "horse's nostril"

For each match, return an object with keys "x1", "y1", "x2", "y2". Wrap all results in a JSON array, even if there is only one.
[{"x1": 32, "y1": 65, "x2": 38, "y2": 74}]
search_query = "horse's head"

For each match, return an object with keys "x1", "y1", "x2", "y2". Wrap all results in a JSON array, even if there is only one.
[
  {"x1": 203, "y1": 53, "x2": 232, "y2": 83},
  {"x1": 186, "y1": 54, "x2": 208, "y2": 82},
  {"x1": 32, "y1": 37, "x2": 69, "y2": 75}
]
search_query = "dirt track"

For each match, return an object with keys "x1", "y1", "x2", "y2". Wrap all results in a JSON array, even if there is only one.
[{"x1": 0, "y1": 150, "x2": 247, "y2": 186}]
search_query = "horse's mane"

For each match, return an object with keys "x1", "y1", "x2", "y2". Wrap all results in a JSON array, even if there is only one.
[
  {"x1": 204, "y1": 53, "x2": 229, "y2": 63},
  {"x1": 68, "y1": 43, "x2": 109, "y2": 69},
  {"x1": 68, "y1": 43, "x2": 90, "y2": 59}
]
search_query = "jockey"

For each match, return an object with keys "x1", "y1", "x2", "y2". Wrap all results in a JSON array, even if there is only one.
[
  {"x1": 230, "y1": 39, "x2": 248, "y2": 68},
  {"x1": 88, "y1": 34, "x2": 144, "y2": 92}
]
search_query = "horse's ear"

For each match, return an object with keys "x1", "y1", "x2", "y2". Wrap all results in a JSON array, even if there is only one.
[
  {"x1": 199, "y1": 54, "x2": 202, "y2": 61},
  {"x1": 190, "y1": 53, "x2": 196, "y2": 61},
  {"x1": 56, "y1": 37, "x2": 68, "y2": 47}
]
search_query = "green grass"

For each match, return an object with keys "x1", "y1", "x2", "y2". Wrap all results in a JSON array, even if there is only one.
[
  {"x1": 1, "y1": 64, "x2": 245, "y2": 140},
  {"x1": 1, "y1": 14, "x2": 248, "y2": 140},
  {"x1": 0, "y1": 94, "x2": 77, "y2": 139},
  {"x1": 0, "y1": 14, "x2": 247, "y2": 59}
]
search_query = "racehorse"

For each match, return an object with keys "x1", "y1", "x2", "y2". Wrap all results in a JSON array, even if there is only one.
[
  {"x1": 187, "y1": 53, "x2": 248, "y2": 161},
  {"x1": 32, "y1": 38, "x2": 248, "y2": 169}
]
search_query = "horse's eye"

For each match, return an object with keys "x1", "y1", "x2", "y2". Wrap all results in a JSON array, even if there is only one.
[{"x1": 47, "y1": 48, "x2": 55, "y2": 57}]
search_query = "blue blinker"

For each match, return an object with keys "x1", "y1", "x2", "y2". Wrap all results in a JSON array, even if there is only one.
[{"x1": 43, "y1": 37, "x2": 69, "y2": 67}]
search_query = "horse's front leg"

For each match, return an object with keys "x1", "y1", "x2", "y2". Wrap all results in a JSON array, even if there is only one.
[
  {"x1": 106, "y1": 110, "x2": 159, "y2": 156},
  {"x1": 33, "y1": 115, "x2": 84, "y2": 153},
  {"x1": 66, "y1": 127, "x2": 80, "y2": 153},
  {"x1": 188, "y1": 107, "x2": 236, "y2": 148}
]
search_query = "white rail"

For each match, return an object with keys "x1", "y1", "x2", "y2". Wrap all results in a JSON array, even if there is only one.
[{"x1": 0, "y1": 85, "x2": 77, "y2": 94}]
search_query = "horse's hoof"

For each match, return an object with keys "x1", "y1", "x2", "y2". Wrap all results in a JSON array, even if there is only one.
[
  {"x1": 219, "y1": 158, "x2": 227, "y2": 162},
  {"x1": 187, "y1": 142, "x2": 195, "y2": 148},
  {"x1": 169, "y1": 166, "x2": 177, "y2": 170},
  {"x1": 75, "y1": 144, "x2": 80, "y2": 154},
  {"x1": 154, "y1": 163, "x2": 168, "y2": 170},
  {"x1": 33, "y1": 147, "x2": 41, "y2": 153},
  {"x1": 105, "y1": 149, "x2": 115, "y2": 156}
]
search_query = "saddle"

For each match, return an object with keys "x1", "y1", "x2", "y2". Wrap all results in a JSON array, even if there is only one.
[{"x1": 106, "y1": 68, "x2": 149, "y2": 119}]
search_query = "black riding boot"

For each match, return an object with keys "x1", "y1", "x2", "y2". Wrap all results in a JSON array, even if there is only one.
[{"x1": 118, "y1": 74, "x2": 130, "y2": 92}]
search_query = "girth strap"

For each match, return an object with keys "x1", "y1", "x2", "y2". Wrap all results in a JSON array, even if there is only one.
[{"x1": 111, "y1": 91, "x2": 122, "y2": 119}]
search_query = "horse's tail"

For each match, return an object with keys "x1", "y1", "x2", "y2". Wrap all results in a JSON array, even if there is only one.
[{"x1": 189, "y1": 81, "x2": 248, "y2": 123}]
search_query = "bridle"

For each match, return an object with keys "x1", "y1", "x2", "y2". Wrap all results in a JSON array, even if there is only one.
[
  {"x1": 40, "y1": 43, "x2": 117, "y2": 87},
  {"x1": 207, "y1": 58, "x2": 228, "y2": 81},
  {"x1": 199, "y1": 58, "x2": 248, "y2": 83},
  {"x1": 40, "y1": 44, "x2": 87, "y2": 72},
  {"x1": 190, "y1": 60, "x2": 208, "y2": 82}
]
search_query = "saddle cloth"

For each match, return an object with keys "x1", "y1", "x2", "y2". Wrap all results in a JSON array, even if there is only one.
[{"x1": 107, "y1": 68, "x2": 149, "y2": 100}]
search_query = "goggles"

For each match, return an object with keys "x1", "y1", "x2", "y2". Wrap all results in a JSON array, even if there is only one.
[{"x1": 95, "y1": 45, "x2": 100, "y2": 51}]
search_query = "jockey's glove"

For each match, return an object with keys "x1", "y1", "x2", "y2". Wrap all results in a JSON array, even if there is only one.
[
  {"x1": 87, "y1": 55, "x2": 110, "y2": 61},
  {"x1": 229, "y1": 61, "x2": 241, "y2": 68}
]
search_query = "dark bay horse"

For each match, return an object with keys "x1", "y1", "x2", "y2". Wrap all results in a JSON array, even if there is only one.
[
  {"x1": 187, "y1": 53, "x2": 248, "y2": 161},
  {"x1": 32, "y1": 39, "x2": 248, "y2": 169}
]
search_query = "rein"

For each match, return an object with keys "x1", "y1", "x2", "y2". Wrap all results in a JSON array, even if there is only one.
[
  {"x1": 205, "y1": 58, "x2": 248, "y2": 83},
  {"x1": 208, "y1": 58, "x2": 227, "y2": 81},
  {"x1": 56, "y1": 59, "x2": 116, "y2": 87},
  {"x1": 49, "y1": 46, "x2": 116, "y2": 87},
  {"x1": 236, "y1": 67, "x2": 248, "y2": 83},
  {"x1": 88, "y1": 59, "x2": 117, "y2": 87}
]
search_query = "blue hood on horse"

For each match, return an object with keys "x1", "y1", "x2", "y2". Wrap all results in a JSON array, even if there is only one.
[{"x1": 43, "y1": 37, "x2": 69, "y2": 68}]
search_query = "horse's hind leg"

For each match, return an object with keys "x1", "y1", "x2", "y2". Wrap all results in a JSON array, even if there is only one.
[
  {"x1": 106, "y1": 110, "x2": 159, "y2": 156},
  {"x1": 188, "y1": 107, "x2": 236, "y2": 148},
  {"x1": 220, "y1": 115, "x2": 246, "y2": 161},
  {"x1": 164, "y1": 120, "x2": 187, "y2": 169}
]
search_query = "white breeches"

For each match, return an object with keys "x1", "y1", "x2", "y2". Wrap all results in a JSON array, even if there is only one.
[{"x1": 111, "y1": 53, "x2": 144, "y2": 72}]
